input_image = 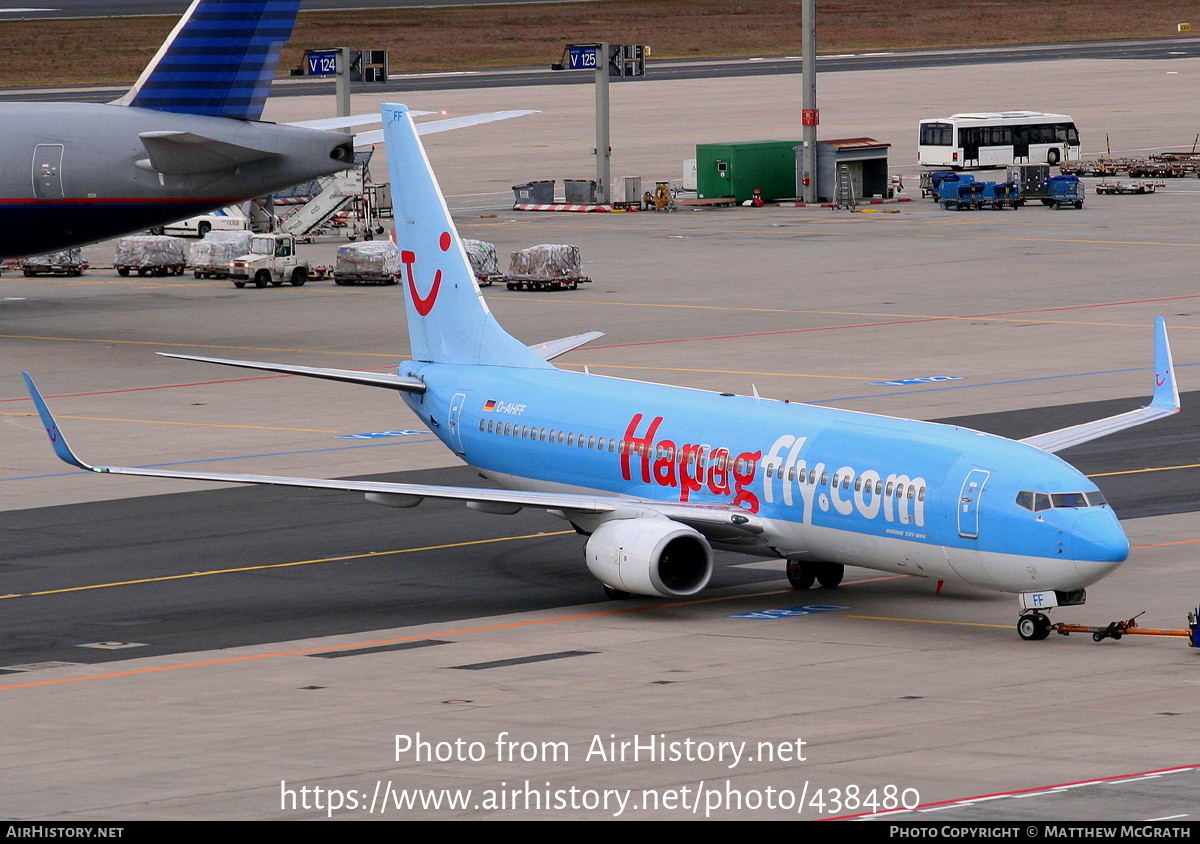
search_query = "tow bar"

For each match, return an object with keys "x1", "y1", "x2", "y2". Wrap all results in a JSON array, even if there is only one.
[{"x1": 1053, "y1": 606, "x2": 1200, "y2": 646}]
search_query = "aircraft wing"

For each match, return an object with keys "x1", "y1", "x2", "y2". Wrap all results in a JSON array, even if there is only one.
[
  {"x1": 1020, "y1": 317, "x2": 1180, "y2": 453},
  {"x1": 23, "y1": 373, "x2": 763, "y2": 540}
]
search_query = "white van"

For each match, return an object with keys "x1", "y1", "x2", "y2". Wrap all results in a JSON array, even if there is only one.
[{"x1": 156, "y1": 205, "x2": 250, "y2": 237}]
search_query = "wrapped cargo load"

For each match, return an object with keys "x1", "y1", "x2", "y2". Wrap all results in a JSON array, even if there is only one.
[
  {"x1": 333, "y1": 240, "x2": 400, "y2": 285},
  {"x1": 503, "y1": 243, "x2": 589, "y2": 291},
  {"x1": 507, "y1": 244, "x2": 581, "y2": 279},
  {"x1": 462, "y1": 239, "x2": 498, "y2": 278},
  {"x1": 114, "y1": 235, "x2": 187, "y2": 276},
  {"x1": 21, "y1": 248, "x2": 84, "y2": 276},
  {"x1": 190, "y1": 231, "x2": 253, "y2": 278}
]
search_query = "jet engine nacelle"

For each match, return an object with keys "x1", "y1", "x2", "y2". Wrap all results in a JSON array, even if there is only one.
[{"x1": 585, "y1": 518, "x2": 713, "y2": 597}]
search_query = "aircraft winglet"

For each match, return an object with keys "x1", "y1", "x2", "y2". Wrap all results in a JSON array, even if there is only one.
[
  {"x1": 1020, "y1": 317, "x2": 1181, "y2": 453},
  {"x1": 22, "y1": 372, "x2": 93, "y2": 472},
  {"x1": 1150, "y1": 315, "x2": 1181, "y2": 412}
]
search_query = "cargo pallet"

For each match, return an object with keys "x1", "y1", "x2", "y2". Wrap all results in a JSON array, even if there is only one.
[
  {"x1": 23, "y1": 263, "x2": 84, "y2": 277},
  {"x1": 333, "y1": 273, "x2": 398, "y2": 286},
  {"x1": 501, "y1": 275, "x2": 591, "y2": 291},
  {"x1": 1095, "y1": 181, "x2": 1164, "y2": 195}
]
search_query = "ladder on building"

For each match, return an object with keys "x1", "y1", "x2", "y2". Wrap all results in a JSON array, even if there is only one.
[{"x1": 834, "y1": 164, "x2": 856, "y2": 209}]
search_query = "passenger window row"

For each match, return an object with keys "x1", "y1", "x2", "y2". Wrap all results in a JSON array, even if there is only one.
[{"x1": 475, "y1": 417, "x2": 925, "y2": 500}]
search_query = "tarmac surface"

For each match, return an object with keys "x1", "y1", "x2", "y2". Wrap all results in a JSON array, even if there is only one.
[{"x1": 3, "y1": 55, "x2": 1200, "y2": 821}]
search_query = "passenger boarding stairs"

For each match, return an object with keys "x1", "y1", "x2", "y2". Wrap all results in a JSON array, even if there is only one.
[{"x1": 275, "y1": 150, "x2": 376, "y2": 239}]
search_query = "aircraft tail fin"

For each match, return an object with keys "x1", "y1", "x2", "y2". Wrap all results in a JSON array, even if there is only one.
[
  {"x1": 118, "y1": 0, "x2": 299, "y2": 121},
  {"x1": 383, "y1": 103, "x2": 553, "y2": 369}
]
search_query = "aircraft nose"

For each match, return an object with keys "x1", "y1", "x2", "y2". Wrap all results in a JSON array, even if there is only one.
[{"x1": 1070, "y1": 508, "x2": 1129, "y2": 575}]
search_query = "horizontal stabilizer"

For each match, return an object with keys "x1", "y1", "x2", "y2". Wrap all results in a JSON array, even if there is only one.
[
  {"x1": 354, "y1": 110, "x2": 539, "y2": 146},
  {"x1": 530, "y1": 331, "x2": 605, "y2": 361},
  {"x1": 139, "y1": 131, "x2": 279, "y2": 175},
  {"x1": 288, "y1": 111, "x2": 435, "y2": 131},
  {"x1": 156, "y1": 353, "x2": 426, "y2": 393},
  {"x1": 1021, "y1": 317, "x2": 1180, "y2": 453}
]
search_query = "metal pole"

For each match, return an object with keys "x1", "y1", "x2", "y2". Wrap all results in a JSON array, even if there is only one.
[
  {"x1": 336, "y1": 47, "x2": 352, "y2": 131},
  {"x1": 595, "y1": 42, "x2": 610, "y2": 204},
  {"x1": 801, "y1": 0, "x2": 817, "y2": 204}
]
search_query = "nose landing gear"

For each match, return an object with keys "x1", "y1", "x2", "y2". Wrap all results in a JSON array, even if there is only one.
[{"x1": 1017, "y1": 611, "x2": 1053, "y2": 641}]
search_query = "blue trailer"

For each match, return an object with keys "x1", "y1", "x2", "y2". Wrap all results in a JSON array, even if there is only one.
[
  {"x1": 938, "y1": 175, "x2": 983, "y2": 210},
  {"x1": 1045, "y1": 174, "x2": 1084, "y2": 209},
  {"x1": 980, "y1": 181, "x2": 1022, "y2": 210}
]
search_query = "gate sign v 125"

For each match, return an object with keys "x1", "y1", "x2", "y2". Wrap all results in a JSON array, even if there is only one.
[{"x1": 567, "y1": 45, "x2": 599, "y2": 70}]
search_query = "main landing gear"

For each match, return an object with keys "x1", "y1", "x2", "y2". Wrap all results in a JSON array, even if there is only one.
[{"x1": 786, "y1": 560, "x2": 844, "y2": 590}]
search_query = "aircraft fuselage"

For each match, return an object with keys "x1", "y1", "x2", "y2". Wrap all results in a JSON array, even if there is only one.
[
  {"x1": 400, "y1": 362, "x2": 1127, "y2": 595},
  {"x1": 0, "y1": 102, "x2": 354, "y2": 257}
]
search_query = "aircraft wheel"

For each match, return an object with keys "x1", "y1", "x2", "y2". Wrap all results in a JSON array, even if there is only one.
[
  {"x1": 602, "y1": 584, "x2": 633, "y2": 600},
  {"x1": 233, "y1": 281, "x2": 246, "y2": 288},
  {"x1": 290, "y1": 268, "x2": 307, "y2": 286},
  {"x1": 816, "y1": 562, "x2": 844, "y2": 588},
  {"x1": 254, "y1": 271, "x2": 270, "y2": 289},
  {"x1": 786, "y1": 559, "x2": 817, "y2": 590},
  {"x1": 1017, "y1": 613, "x2": 1051, "y2": 641}
]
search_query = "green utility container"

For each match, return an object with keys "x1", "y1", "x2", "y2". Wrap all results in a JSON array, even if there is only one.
[{"x1": 696, "y1": 141, "x2": 803, "y2": 202}]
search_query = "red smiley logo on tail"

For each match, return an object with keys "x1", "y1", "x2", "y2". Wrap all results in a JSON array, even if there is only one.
[{"x1": 402, "y1": 231, "x2": 452, "y2": 316}]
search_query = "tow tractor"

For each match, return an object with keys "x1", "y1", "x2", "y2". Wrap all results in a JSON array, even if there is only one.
[{"x1": 227, "y1": 233, "x2": 309, "y2": 288}]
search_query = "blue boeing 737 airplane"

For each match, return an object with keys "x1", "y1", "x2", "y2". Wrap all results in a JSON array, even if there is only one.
[{"x1": 24, "y1": 103, "x2": 1182, "y2": 640}]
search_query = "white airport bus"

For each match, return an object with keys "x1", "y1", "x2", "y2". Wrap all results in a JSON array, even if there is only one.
[{"x1": 918, "y1": 111, "x2": 1080, "y2": 169}]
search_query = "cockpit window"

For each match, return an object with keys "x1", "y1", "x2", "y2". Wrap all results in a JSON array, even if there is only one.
[{"x1": 1016, "y1": 490, "x2": 1106, "y2": 511}]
